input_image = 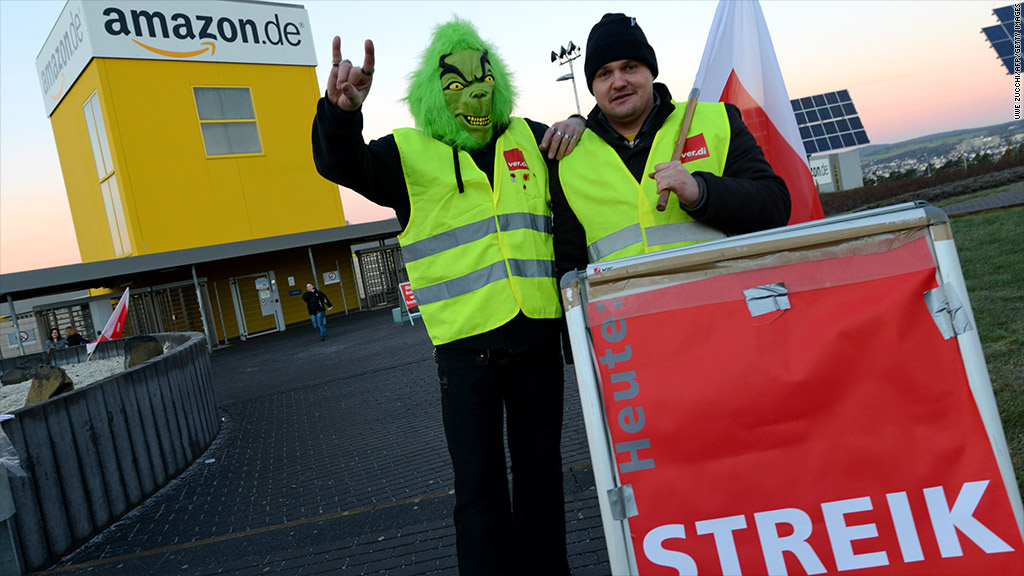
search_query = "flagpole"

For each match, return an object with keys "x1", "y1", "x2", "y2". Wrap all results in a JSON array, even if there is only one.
[
  {"x1": 657, "y1": 87, "x2": 701, "y2": 212},
  {"x1": 656, "y1": 0, "x2": 730, "y2": 212}
]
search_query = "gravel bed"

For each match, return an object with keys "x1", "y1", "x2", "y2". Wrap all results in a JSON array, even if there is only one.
[{"x1": 1, "y1": 357, "x2": 125, "y2": 414}]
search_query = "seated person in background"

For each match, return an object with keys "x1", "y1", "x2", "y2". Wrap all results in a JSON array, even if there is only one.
[
  {"x1": 65, "y1": 326, "x2": 89, "y2": 347},
  {"x1": 44, "y1": 328, "x2": 67, "y2": 354}
]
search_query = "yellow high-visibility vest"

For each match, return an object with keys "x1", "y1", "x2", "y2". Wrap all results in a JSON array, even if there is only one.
[
  {"x1": 394, "y1": 119, "x2": 560, "y2": 345},
  {"x1": 560, "y1": 101, "x2": 731, "y2": 262}
]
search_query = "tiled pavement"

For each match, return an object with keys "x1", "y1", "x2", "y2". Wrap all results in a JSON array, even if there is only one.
[
  {"x1": 38, "y1": 192, "x2": 1023, "y2": 575},
  {"x1": 941, "y1": 186, "x2": 1023, "y2": 215},
  {"x1": 43, "y1": 309, "x2": 609, "y2": 575}
]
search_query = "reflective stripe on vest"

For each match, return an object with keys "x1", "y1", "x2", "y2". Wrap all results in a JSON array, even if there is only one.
[
  {"x1": 586, "y1": 220, "x2": 726, "y2": 262},
  {"x1": 588, "y1": 224, "x2": 642, "y2": 263},
  {"x1": 401, "y1": 212, "x2": 552, "y2": 263},
  {"x1": 413, "y1": 260, "x2": 508, "y2": 306},
  {"x1": 561, "y1": 101, "x2": 731, "y2": 262},
  {"x1": 644, "y1": 220, "x2": 727, "y2": 249},
  {"x1": 411, "y1": 258, "x2": 555, "y2": 307},
  {"x1": 393, "y1": 119, "x2": 560, "y2": 345}
]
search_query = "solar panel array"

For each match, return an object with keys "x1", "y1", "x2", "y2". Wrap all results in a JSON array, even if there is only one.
[
  {"x1": 790, "y1": 90, "x2": 869, "y2": 154},
  {"x1": 982, "y1": 4, "x2": 1019, "y2": 75}
]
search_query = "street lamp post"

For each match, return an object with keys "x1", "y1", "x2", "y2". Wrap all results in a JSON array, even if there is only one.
[{"x1": 551, "y1": 42, "x2": 582, "y2": 116}]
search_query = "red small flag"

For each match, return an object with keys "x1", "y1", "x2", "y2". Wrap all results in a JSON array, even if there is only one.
[{"x1": 87, "y1": 287, "x2": 130, "y2": 354}]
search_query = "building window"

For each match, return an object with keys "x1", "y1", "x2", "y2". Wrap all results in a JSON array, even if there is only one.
[
  {"x1": 193, "y1": 87, "x2": 263, "y2": 156},
  {"x1": 100, "y1": 178, "x2": 130, "y2": 256},
  {"x1": 83, "y1": 92, "x2": 131, "y2": 256}
]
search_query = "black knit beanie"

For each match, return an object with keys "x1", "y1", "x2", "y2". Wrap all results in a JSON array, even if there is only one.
[{"x1": 583, "y1": 13, "x2": 659, "y2": 94}]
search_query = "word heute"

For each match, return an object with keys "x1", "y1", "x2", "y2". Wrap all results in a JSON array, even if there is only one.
[
  {"x1": 643, "y1": 480, "x2": 1017, "y2": 575},
  {"x1": 595, "y1": 300, "x2": 655, "y2": 475}
]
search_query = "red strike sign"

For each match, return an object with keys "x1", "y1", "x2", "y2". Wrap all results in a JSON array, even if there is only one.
[
  {"x1": 399, "y1": 282, "x2": 417, "y2": 309},
  {"x1": 587, "y1": 237, "x2": 1023, "y2": 575}
]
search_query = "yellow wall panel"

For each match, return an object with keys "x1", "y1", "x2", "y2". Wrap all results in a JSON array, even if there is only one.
[
  {"x1": 102, "y1": 59, "x2": 253, "y2": 251},
  {"x1": 49, "y1": 62, "x2": 124, "y2": 262},
  {"x1": 216, "y1": 64, "x2": 346, "y2": 236}
]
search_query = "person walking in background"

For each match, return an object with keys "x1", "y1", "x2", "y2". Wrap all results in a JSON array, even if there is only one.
[{"x1": 302, "y1": 283, "x2": 333, "y2": 341}]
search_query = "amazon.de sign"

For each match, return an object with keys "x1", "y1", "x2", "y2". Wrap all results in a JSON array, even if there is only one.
[{"x1": 36, "y1": 0, "x2": 316, "y2": 116}]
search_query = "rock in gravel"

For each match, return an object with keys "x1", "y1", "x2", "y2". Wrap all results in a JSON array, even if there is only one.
[
  {"x1": 125, "y1": 336, "x2": 163, "y2": 369},
  {"x1": 25, "y1": 365, "x2": 74, "y2": 407},
  {"x1": 1, "y1": 357, "x2": 124, "y2": 414},
  {"x1": 1, "y1": 367, "x2": 36, "y2": 386}
]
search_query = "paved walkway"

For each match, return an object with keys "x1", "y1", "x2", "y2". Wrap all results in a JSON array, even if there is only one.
[
  {"x1": 37, "y1": 191, "x2": 1022, "y2": 575},
  {"x1": 941, "y1": 186, "x2": 1023, "y2": 215},
  {"x1": 43, "y1": 309, "x2": 608, "y2": 575}
]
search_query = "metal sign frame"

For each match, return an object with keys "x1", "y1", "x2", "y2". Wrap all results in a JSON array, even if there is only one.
[{"x1": 561, "y1": 202, "x2": 1023, "y2": 575}]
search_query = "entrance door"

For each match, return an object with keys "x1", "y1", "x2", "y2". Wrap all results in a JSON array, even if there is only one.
[
  {"x1": 229, "y1": 271, "x2": 284, "y2": 340},
  {"x1": 355, "y1": 246, "x2": 401, "y2": 309},
  {"x1": 143, "y1": 279, "x2": 217, "y2": 347}
]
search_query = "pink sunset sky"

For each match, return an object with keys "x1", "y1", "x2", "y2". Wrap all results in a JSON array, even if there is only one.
[{"x1": 0, "y1": 1, "x2": 1015, "y2": 274}]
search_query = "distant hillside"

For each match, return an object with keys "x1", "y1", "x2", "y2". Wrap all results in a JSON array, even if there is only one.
[
  {"x1": 859, "y1": 120, "x2": 1024, "y2": 164},
  {"x1": 858, "y1": 127, "x2": 984, "y2": 158}
]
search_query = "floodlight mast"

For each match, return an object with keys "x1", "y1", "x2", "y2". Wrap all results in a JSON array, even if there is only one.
[{"x1": 551, "y1": 42, "x2": 582, "y2": 115}]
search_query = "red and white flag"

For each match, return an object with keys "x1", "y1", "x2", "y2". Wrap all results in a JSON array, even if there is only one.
[
  {"x1": 695, "y1": 0, "x2": 824, "y2": 225},
  {"x1": 86, "y1": 287, "x2": 130, "y2": 354}
]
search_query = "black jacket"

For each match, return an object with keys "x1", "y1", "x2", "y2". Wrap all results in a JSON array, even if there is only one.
[
  {"x1": 302, "y1": 289, "x2": 331, "y2": 315},
  {"x1": 552, "y1": 83, "x2": 791, "y2": 278},
  {"x1": 311, "y1": 98, "x2": 561, "y2": 350}
]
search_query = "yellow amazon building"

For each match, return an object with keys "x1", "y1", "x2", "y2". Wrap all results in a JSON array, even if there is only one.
[
  {"x1": 38, "y1": 0, "x2": 344, "y2": 262},
  {"x1": 20, "y1": 0, "x2": 405, "y2": 348}
]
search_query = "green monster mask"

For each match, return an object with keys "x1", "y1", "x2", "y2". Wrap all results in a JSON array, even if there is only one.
[
  {"x1": 405, "y1": 18, "x2": 517, "y2": 151},
  {"x1": 440, "y1": 50, "x2": 494, "y2": 146}
]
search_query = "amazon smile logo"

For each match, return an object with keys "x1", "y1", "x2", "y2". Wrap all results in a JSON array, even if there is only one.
[
  {"x1": 102, "y1": 6, "x2": 304, "y2": 60},
  {"x1": 48, "y1": 73, "x2": 66, "y2": 101},
  {"x1": 132, "y1": 39, "x2": 216, "y2": 58}
]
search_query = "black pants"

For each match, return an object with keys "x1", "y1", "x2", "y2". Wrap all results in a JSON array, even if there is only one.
[{"x1": 437, "y1": 337, "x2": 570, "y2": 575}]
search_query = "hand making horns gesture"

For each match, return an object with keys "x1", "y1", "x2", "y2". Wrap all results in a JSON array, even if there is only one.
[{"x1": 328, "y1": 37, "x2": 375, "y2": 112}]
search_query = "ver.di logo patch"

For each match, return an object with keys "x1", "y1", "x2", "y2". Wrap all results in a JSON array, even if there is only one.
[
  {"x1": 504, "y1": 149, "x2": 534, "y2": 189},
  {"x1": 504, "y1": 148, "x2": 529, "y2": 172},
  {"x1": 679, "y1": 133, "x2": 710, "y2": 163}
]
